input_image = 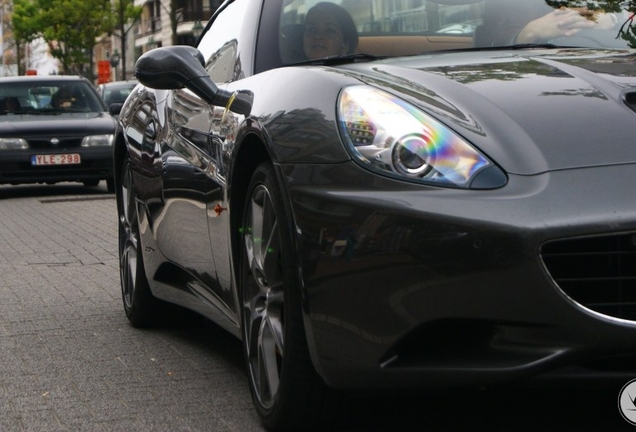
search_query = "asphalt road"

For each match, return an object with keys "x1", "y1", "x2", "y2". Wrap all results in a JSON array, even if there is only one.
[{"x1": 0, "y1": 182, "x2": 634, "y2": 431}]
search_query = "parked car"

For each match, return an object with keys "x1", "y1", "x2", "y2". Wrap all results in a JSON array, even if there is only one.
[
  {"x1": 96, "y1": 80, "x2": 138, "y2": 111},
  {"x1": 0, "y1": 75, "x2": 116, "y2": 191},
  {"x1": 114, "y1": 0, "x2": 636, "y2": 430}
]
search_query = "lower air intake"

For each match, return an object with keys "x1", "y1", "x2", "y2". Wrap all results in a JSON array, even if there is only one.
[
  {"x1": 541, "y1": 232, "x2": 636, "y2": 321},
  {"x1": 624, "y1": 92, "x2": 636, "y2": 114}
]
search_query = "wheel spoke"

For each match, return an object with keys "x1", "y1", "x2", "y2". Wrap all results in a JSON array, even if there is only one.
[
  {"x1": 249, "y1": 188, "x2": 267, "y2": 275},
  {"x1": 121, "y1": 167, "x2": 135, "y2": 227},
  {"x1": 247, "y1": 186, "x2": 283, "y2": 292},
  {"x1": 246, "y1": 293, "x2": 267, "y2": 358},
  {"x1": 266, "y1": 287, "x2": 284, "y2": 356},
  {"x1": 257, "y1": 315, "x2": 280, "y2": 399},
  {"x1": 121, "y1": 241, "x2": 137, "y2": 307},
  {"x1": 259, "y1": 192, "x2": 282, "y2": 285}
]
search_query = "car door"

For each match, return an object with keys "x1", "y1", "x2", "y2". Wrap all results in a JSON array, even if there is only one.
[
  {"x1": 156, "y1": 88, "x2": 222, "y2": 299},
  {"x1": 192, "y1": 0, "x2": 258, "y2": 316}
]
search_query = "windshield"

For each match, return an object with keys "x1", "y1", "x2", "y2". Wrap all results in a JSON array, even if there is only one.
[
  {"x1": 100, "y1": 82, "x2": 137, "y2": 106},
  {"x1": 0, "y1": 80, "x2": 106, "y2": 116},
  {"x1": 279, "y1": 0, "x2": 635, "y2": 64}
]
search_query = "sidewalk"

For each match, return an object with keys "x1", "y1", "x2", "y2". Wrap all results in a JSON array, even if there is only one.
[{"x1": 0, "y1": 185, "x2": 264, "y2": 431}]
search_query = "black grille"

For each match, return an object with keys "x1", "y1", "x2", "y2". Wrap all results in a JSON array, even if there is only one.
[
  {"x1": 28, "y1": 138, "x2": 83, "y2": 149},
  {"x1": 625, "y1": 92, "x2": 636, "y2": 114},
  {"x1": 541, "y1": 233, "x2": 636, "y2": 321}
]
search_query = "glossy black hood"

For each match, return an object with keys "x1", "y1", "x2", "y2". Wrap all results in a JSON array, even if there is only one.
[
  {"x1": 0, "y1": 112, "x2": 116, "y2": 136},
  {"x1": 343, "y1": 49, "x2": 636, "y2": 175}
]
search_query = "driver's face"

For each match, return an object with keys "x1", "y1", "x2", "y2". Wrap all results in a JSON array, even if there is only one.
[{"x1": 303, "y1": 10, "x2": 347, "y2": 59}]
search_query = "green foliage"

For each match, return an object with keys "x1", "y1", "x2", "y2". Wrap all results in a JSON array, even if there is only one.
[
  {"x1": 114, "y1": 0, "x2": 143, "y2": 27},
  {"x1": 12, "y1": 0, "x2": 115, "y2": 74},
  {"x1": 12, "y1": 0, "x2": 40, "y2": 42},
  {"x1": 112, "y1": 0, "x2": 143, "y2": 79}
]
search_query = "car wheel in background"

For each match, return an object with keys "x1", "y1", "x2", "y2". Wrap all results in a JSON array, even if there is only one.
[
  {"x1": 106, "y1": 178, "x2": 115, "y2": 193},
  {"x1": 117, "y1": 155, "x2": 161, "y2": 327},
  {"x1": 240, "y1": 163, "x2": 336, "y2": 431},
  {"x1": 83, "y1": 179, "x2": 99, "y2": 187}
]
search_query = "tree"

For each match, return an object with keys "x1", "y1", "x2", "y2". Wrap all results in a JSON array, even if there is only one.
[
  {"x1": 168, "y1": 0, "x2": 180, "y2": 46},
  {"x1": 111, "y1": 0, "x2": 142, "y2": 81},
  {"x1": 12, "y1": 0, "x2": 114, "y2": 76},
  {"x1": 161, "y1": 0, "x2": 207, "y2": 47},
  {"x1": 12, "y1": 0, "x2": 40, "y2": 74}
]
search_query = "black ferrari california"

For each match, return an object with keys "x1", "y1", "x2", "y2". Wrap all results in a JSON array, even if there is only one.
[{"x1": 114, "y1": 0, "x2": 636, "y2": 430}]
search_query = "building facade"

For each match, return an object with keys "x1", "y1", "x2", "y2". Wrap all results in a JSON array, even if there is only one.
[{"x1": 97, "y1": 0, "x2": 222, "y2": 82}]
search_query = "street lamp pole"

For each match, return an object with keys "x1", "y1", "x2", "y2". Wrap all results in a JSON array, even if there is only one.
[
  {"x1": 1, "y1": 2, "x2": 4, "y2": 76},
  {"x1": 110, "y1": 49, "x2": 120, "y2": 82},
  {"x1": 192, "y1": 20, "x2": 204, "y2": 45},
  {"x1": 147, "y1": 36, "x2": 157, "y2": 51}
]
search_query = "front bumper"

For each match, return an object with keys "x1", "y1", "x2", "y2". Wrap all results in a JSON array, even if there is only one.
[
  {"x1": 0, "y1": 147, "x2": 113, "y2": 185},
  {"x1": 283, "y1": 161, "x2": 636, "y2": 390}
]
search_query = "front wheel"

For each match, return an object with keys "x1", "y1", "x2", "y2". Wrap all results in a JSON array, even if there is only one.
[
  {"x1": 240, "y1": 163, "x2": 336, "y2": 431},
  {"x1": 117, "y1": 155, "x2": 162, "y2": 327}
]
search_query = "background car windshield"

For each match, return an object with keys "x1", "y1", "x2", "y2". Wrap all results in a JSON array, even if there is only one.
[
  {"x1": 279, "y1": 0, "x2": 633, "y2": 64},
  {"x1": 0, "y1": 81, "x2": 105, "y2": 115},
  {"x1": 101, "y1": 83, "x2": 137, "y2": 106}
]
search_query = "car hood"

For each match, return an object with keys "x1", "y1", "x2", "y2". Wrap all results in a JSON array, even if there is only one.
[
  {"x1": 342, "y1": 49, "x2": 636, "y2": 175},
  {"x1": 0, "y1": 112, "x2": 116, "y2": 135}
]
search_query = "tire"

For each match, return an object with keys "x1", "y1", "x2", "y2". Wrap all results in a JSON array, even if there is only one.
[
  {"x1": 106, "y1": 178, "x2": 115, "y2": 193},
  {"x1": 83, "y1": 179, "x2": 99, "y2": 187},
  {"x1": 240, "y1": 163, "x2": 336, "y2": 431},
  {"x1": 117, "y1": 155, "x2": 161, "y2": 327}
]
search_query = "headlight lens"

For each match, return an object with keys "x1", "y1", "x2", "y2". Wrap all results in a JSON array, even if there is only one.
[
  {"x1": 81, "y1": 134, "x2": 114, "y2": 147},
  {"x1": 338, "y1": 86, "x2": 501, "y2": 189},
  {"x1": 0, "y1": 138, "x2": 29, "y2": 150}
]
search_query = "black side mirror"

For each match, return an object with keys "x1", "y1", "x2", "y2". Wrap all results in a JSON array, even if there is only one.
[
  {"x1": 135, "y1": 45, "x2": 252, "y2": 116},
  {"x1": 109, "y1": 103, "x2": 123, "y2": 116}
]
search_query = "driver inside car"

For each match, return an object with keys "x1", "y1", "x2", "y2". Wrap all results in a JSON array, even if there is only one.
[
  {"x1": 302, "y1": 2, "x2": 358, "y2": 59},
  {"x1": 51, "y1": 86, "x2": 77, "y2": 109}
]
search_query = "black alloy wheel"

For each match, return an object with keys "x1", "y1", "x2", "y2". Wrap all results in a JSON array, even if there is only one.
[
  {"x1": 240, "y1": 163, "x2": 334, "y2": 431},
  {"x1": 118, "y1": 155, "x2": 160, "y2": 327}
]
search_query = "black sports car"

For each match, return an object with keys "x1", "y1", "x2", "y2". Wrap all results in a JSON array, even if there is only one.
[
  {"x1": 114, "y1": 0, "x2": 636, "y2": 430},
  {"x1": 0, "y1": 76, "x2": 116, "y2": 191}
]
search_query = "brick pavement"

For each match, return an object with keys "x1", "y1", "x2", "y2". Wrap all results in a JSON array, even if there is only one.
[{"x1": 0, "y1": 184, "x2": 265, "y2": 432}]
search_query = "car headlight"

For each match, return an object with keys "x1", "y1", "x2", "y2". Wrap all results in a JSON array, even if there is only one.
[
  {"x1": 338, "y1": 86, "x2": 506, "y2": 189},
  {"x1": 81, "y1": 134, "x2": 114, "y2": 147},
  {"x1": 0, "y1": 138, "x2": 29, "y2": 150}
]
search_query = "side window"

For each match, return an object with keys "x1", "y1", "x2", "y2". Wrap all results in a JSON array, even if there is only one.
[{"x1": 198, "y1": 1, "x2": 249, "y2": 84}]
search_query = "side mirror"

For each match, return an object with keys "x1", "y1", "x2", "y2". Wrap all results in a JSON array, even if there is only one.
[
  {"x1": 109, "y1": 103, "x2": 123, "y2": 116},
  {"x1": 134, "y1": 45, "x2": 252, "y2": 116}
]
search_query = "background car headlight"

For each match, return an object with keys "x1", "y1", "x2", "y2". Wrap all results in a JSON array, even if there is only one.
[
  {"x1": 0, "y1": 138, "x2": 29, "y2": 150},
  {"x1": 81, "y1": 134, "x2": 114, "y2": 147},
  {"x1": 338, "y1": 86, "x2": 506, "y2": 189}
]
